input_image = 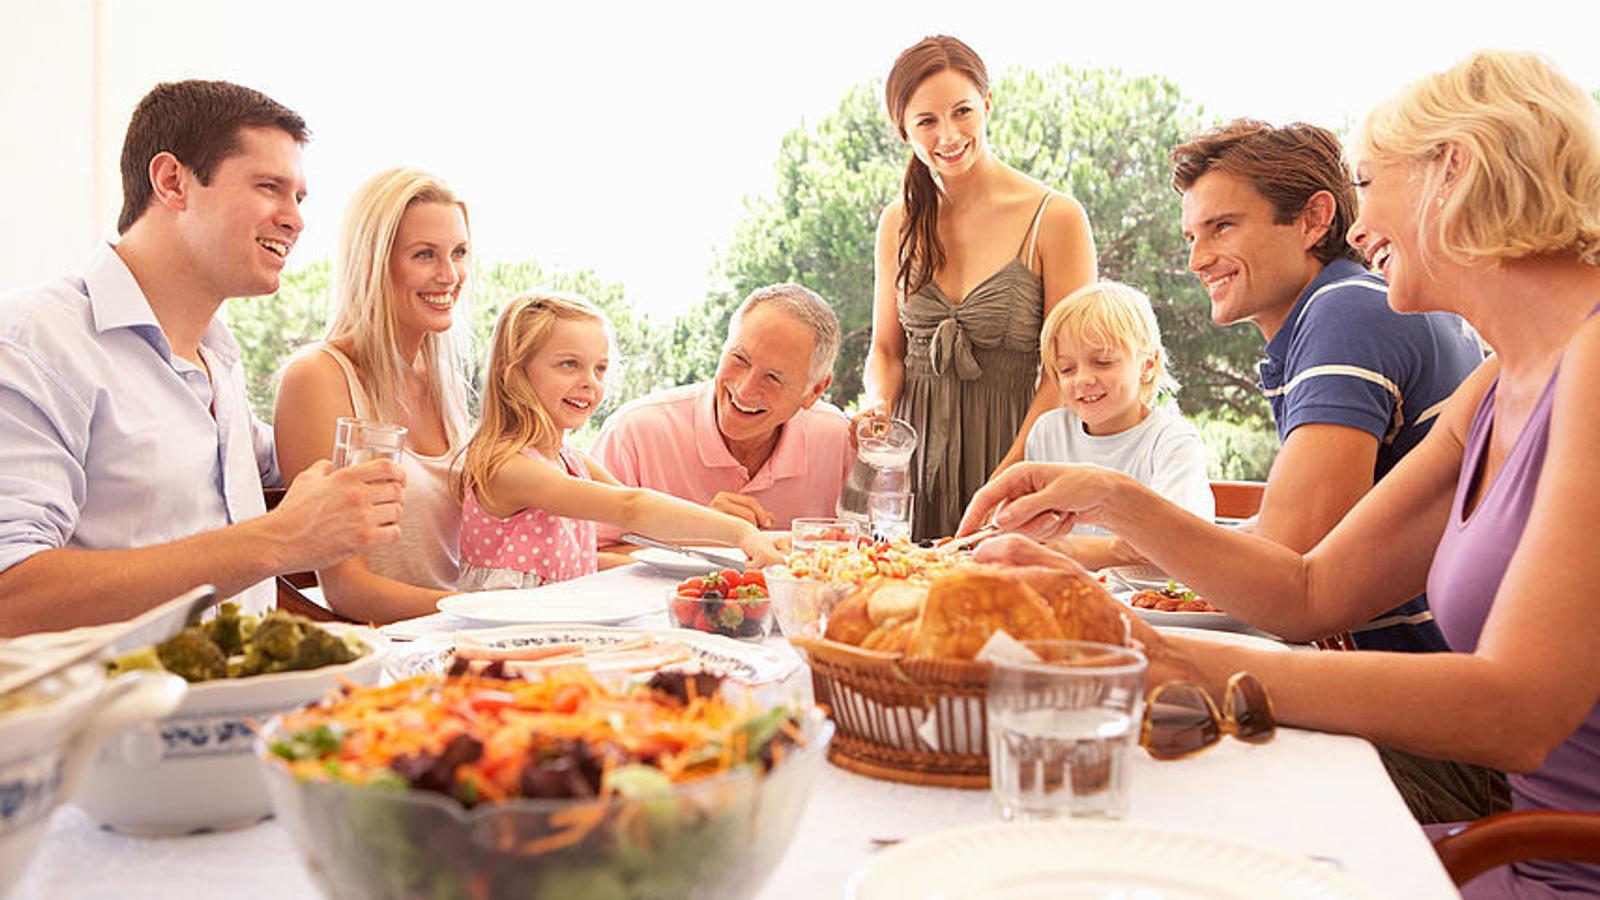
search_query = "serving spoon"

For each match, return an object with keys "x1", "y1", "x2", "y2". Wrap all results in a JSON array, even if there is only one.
[{"x1": 0, "y1": 584, "x2": 219, "y2": 698}]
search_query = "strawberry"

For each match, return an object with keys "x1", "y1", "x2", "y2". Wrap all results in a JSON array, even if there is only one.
[
  {"x1": 692, "y1": 610, "x2": 714, "y2": 633},
  {"x1": 740, "y1": 570, "x2": 767, "y2": 590},
  {"x1": 742, "y1": 599, "x2": 770, "y2": 621},
  {"x1": 732, "y1": 584, "x2": 767, "y2": 600},
  {"x1": 717, "y1": 603, "x2": 745, "y2": 631},
  {"x1": 671, "y1": 596, "x2": 702, "y2": 625}
]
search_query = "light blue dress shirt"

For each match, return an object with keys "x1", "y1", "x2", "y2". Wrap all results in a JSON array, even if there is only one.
[{"x1": 0, "y1": 244, "x2": 280, "y2": 613}]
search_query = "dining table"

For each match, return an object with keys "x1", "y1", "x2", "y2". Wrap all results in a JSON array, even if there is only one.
[{"x1": 13, "y1": 563, "x2": 1462, "y2": 899}]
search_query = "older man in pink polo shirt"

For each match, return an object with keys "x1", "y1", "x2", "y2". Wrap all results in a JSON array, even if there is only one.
[{"x1": 592, "y1": 283, "x2": 853, "y2": 544}]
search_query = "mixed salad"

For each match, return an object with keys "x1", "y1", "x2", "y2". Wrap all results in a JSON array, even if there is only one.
[{"x1": 264, "y1": 669, "x2": 812, "y2": 898}]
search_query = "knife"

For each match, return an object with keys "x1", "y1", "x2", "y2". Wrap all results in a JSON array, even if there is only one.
[{"x1": 620, "y1": 533, "x2": 746, "y2": 571}]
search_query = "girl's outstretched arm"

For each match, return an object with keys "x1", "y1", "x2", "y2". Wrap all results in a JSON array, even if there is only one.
[{"x1": 478, "y1": 451, "x2": 782, "y2": 567}]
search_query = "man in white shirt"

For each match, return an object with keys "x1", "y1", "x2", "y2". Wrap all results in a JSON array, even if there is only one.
[{"x1": 0, "y1": 80, "x2": 404, "y2": 635}]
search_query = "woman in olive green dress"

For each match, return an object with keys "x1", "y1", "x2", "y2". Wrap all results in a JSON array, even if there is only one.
[{"x1": 863, "y1": 35, "x2": 1097, "y2": 540}]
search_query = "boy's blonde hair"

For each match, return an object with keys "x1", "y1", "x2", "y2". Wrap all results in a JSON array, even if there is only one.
[
  {"x1": 459, "y1": 292, "x2": 609, "y2": 502},
  {"x1": 1040, "y1": 281, "x2": 1179, "y2": 407},
  {"x1": 1352, "y1": 49, "x2": 1600, "y2": 268}
]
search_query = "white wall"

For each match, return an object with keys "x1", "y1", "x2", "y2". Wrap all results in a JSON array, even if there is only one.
[{"x1": 0, "y1": 0, "x2": 223, "y2": 286}]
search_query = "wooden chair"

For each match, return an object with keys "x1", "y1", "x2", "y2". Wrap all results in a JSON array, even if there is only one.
[
  {"x1": 1433, "y1": 810, "x2": 1600, "y2": 887},
  {"x1": 1209, "y1": 480, "x2": 1265, "y2": 520}
]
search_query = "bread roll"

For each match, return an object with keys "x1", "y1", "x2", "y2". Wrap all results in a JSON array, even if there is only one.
[
  {"x1": 866, "y1": 579, "x2": 925, "y2": 627},
  {"x1": 823, "y1": 592, "x2": 873, "y2": 645},
  {"x1": 1003, "y1": 565, "x2": 1129, "y2": 645},
  {"x1": 906, "y1": 569, "x2": 1064, "y2": 660}
]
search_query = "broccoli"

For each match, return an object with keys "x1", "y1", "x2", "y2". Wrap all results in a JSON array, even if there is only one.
[
  {"x1": 201, "y1": 601, "x2": 249, "y2": 656},
  {"x1": 236, "y1": 612, "x2": 303, "y2": 675},
  {"x1": 285, "y1": 625, "x2": 356, "y2": 671},
  {"x1": 155, "y1": 627, "x2": 228, "y2": 682}
]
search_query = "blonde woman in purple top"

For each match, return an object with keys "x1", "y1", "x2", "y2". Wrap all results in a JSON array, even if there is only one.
[{"x1": 962, "y1": 50, "x2": 1600, "y2": 897}]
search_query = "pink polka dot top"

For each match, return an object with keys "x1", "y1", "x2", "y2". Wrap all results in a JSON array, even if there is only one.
[{"x1": 457, "y1": 446, "x2": 598, "y2": 591}]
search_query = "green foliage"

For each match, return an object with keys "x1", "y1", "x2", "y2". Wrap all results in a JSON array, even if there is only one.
[
  {"x1": 1192, "y1": 409, "x2": 1278, "y2": 482},
  {"x1": 704, "y1": 65, "x2": 1272, "y2": 419},
  {"x1": 225, "y1": 261, "x2": 332, "y2": 419}
]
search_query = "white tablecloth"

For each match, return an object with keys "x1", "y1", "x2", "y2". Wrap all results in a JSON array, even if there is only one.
[{"x1": 14, "y1": 564, "x2": 1460, "y2": 899}]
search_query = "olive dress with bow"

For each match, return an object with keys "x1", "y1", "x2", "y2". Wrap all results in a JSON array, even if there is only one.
[{"x1": 895, "y1": 193, "x2": 1052, "y2": 541}]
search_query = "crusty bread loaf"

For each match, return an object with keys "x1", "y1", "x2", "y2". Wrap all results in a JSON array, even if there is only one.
[
  {"x1": 906, "y1": 569, "x2": 1065, "y2": 660},
  {"x1": 1001, "y1": 565, "x2": 1129, "y2": 645},
  {"x1": 823, "y1": 591, "x2": 873, "y2": 645}
]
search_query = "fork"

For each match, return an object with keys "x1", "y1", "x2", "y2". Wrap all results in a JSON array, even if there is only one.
[{"x1": 938, "y1": 522, "x2": 1001, "y2": 554}]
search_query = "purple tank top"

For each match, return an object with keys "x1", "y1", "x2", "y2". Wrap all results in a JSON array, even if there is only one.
[{"x1": 1427, "y1": 364, "x2": 1600, "y2": 894}]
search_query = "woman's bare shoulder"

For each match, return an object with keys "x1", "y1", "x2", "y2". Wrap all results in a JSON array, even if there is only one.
[
  {"x1": 276, "y1": 345, "x2": 349, "y2": 404},
  {"x1": 878, "y1": 198, "x2": 906, "y2": 229}
]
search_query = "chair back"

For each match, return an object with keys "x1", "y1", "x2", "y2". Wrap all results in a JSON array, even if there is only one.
[
  {"x1": 1433, "y1": 810, "x2": 1600, "y2": 885},
  {"x1": 1209, "y1": 480, "x2": 1265, "y2": 520}
]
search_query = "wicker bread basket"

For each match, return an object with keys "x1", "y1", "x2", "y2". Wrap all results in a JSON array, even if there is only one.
[{"x1": 786, "y1": 635, "x2": 992, "y2": 788}]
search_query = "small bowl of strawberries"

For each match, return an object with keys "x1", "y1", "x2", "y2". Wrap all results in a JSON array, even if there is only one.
[{"x1": 667, "y1": 569, "x2": 774, "y2": 641}]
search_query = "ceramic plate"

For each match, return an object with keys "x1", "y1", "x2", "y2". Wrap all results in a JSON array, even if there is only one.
[
  {"x1": 385, "y1": 623, "x2": 799, "y2": 684},
  {"x1": 1103, "y1": 568, "x2": 1251, "y2": 632},
  {"x1": 849, "y1": 820, "x2": 1382, "y2": 899},
  {"x1": 631, "y1": 546, "x2": 747, "y2": 577},
  {"x1": 437, "y1": 585, "x2": 659, "y2": 627},
  {"x1": 1156, "y1": 626, "x2": 1289, "y2": 652},
  {"x1": 1126, "y1": 602, "x2": 1251, "y2": 632}
]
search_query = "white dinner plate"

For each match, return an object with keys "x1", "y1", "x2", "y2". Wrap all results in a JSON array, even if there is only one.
[
  {"x1": 849, "y1": 820, "x2": 1382, "y2": 899},
  {"x1": 631, "y1": 546, "x2": 747, "y2": 577},
  {"x1": 1103, "y1": 567, "x2": 1252, "y2": 632},
  {"x1": 385, "y1": 623, "x2": 800, "y2": 684},
  {"x1": 1126, "y1": 602, "x2": 1251, "y2": 632},
  {"x1": 1156, "y1": 626, "x2": 1289, "y2": 652},
  {"x1": 437, "y1": 584, "x2": 659, "y2": 626}
]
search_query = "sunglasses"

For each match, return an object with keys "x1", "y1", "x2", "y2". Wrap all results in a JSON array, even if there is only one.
[{"x1": 1140, "y1": 671, "x2": 1276, "y2": 760}]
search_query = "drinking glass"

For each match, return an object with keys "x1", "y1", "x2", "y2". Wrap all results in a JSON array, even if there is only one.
[
  {"x1": 987, "y1": 640, "x2": 1147, "y2": 821},
  {"x1": 331, "y1": 417, "x2": 407, "y2": 468},
  {"x1": 866, "y1": 490, "x2": 914, "y2": 542},
  {"x1": 790, "y1": 518, "x2": 860, "y2": 554}
]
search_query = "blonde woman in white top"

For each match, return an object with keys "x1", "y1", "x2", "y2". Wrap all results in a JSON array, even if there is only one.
[{"x1": 274, "y1": 168, "x2": 471, "y2": 622}]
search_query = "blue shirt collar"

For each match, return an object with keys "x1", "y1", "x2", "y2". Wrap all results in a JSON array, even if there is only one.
[
  {"x1": 1262, "y1": 258, "x2": 1378, "y2": 368},
  {"x1": 83, "y1": 243, "x2": 241, "y2": 366}
]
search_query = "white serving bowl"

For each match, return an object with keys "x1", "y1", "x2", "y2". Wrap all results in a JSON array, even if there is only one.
[
  {"x1": 73, "y1": 624, "x2": 387, "y2": 835},
  {"x1": 0, "y1": 662, "x2": 186, "y2": 895}
]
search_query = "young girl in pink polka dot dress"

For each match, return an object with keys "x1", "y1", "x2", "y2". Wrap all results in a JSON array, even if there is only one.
[{"x1": 457, "y1": 293, "x2": 782, "y2": 591}]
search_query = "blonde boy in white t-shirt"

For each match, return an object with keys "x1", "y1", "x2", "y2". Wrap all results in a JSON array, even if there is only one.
[{"x1": 1022, "y1": 281, "x2": 1213, "y2": 545}]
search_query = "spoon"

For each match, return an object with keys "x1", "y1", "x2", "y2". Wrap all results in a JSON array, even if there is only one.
[
  {"x1": 0, "y1": 584, "x2": 219, "y2": 697},
  {"x1": 620, "y1": 533, "x2": 746, "y2": 571}
]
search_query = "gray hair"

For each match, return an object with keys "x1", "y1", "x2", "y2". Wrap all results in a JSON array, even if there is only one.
[{"x1": 730, "y1": 282, "x2": 841, "y2": 384}]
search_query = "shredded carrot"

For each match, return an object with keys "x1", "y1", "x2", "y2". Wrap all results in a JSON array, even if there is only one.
[{"x1": 268, "y1": 669, "x2": 803, "y2": 813}]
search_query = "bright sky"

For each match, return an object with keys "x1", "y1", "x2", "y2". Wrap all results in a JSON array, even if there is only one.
[{"x1": 214, "y1": 0, "x2": 1599, "y2": 322}]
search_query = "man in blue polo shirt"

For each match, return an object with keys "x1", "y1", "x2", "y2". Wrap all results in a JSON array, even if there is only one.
[
  {"x1": 1172, "y1": 120, "x2": 1496, "y2": 824},
  {"x1": 1172, "y1": 119, "x2": 1483, "y2": 653}
]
